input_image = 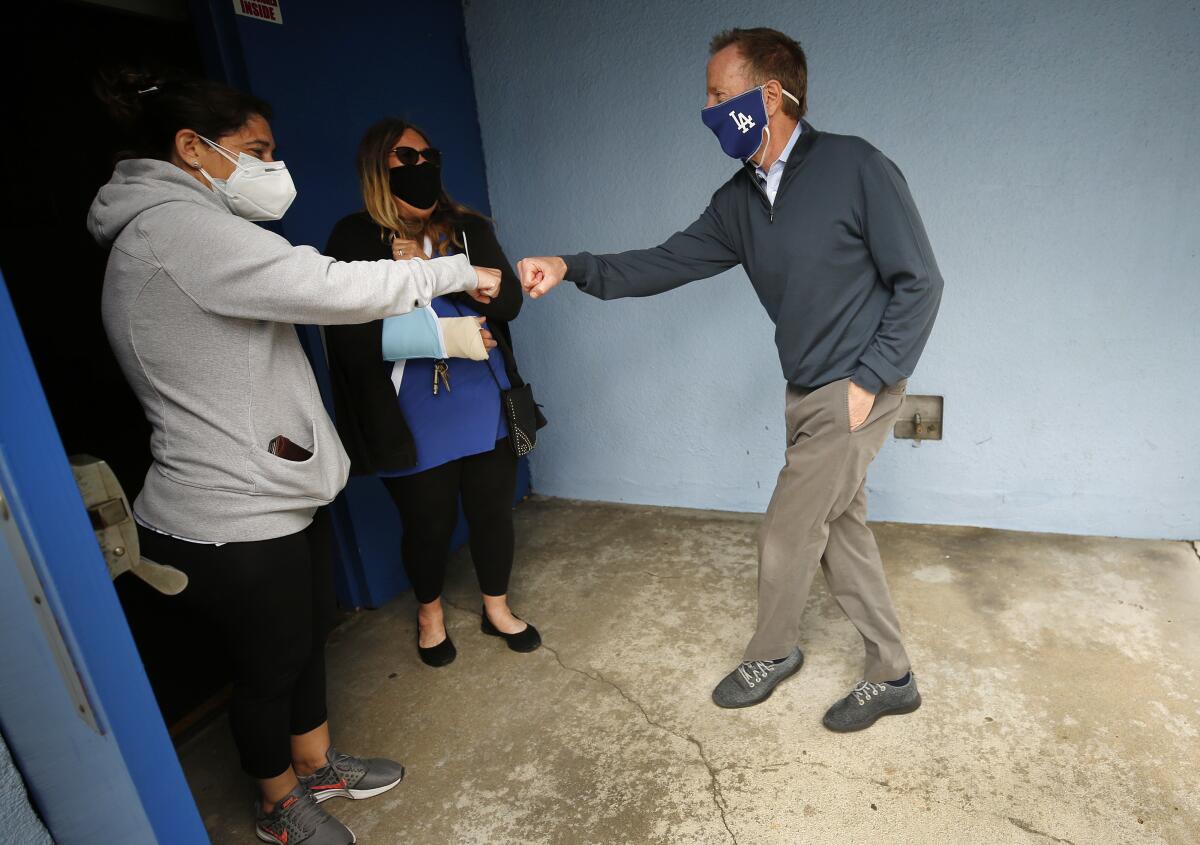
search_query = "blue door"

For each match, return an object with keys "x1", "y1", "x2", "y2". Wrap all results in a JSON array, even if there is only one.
[{"x1": 0, "y1": 273, "x2": 208, "y2": 844}]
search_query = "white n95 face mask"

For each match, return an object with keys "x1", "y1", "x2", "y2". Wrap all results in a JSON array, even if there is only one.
[{"x1": 197, "y1": 135, "x2": 297, "y2": 221}]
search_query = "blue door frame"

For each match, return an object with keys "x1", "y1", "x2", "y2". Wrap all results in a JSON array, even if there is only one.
[
  {"x1": 0, "y1": 273, "x2": 208, "y2": 844},
  {"x1": 0, "y1": 5, "x2": 528, "y2": 837}
]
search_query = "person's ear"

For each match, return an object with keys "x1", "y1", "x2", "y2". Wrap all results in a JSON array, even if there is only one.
[
  {"x1": 175, "y1": 129, "x2": 205, "y2": 171},
  {"x1": 763, "y1": 80, "x2": 783, "y2": 117}
]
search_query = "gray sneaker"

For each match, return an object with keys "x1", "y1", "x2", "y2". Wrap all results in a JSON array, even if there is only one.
[
  {"x1": 822, "y1": 673, "x2": 921, "y2": 732},
  {"x1": 300, "y1": 746, "x2": 405, "y2": 803},
  {"x1": 255, "y1": 783, "x2": 355, "y2": 844},
  {"x1": 712, "y1": 648, "x2": 804, "y2": 708}
]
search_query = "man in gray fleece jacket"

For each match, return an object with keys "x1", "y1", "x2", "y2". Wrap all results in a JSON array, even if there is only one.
[
  {"x1": 88, "y1": 157, "x2": 482, "y2": 543},
  {"x1": 519, "y1": 28, "x2": 943, "y2": 730}
]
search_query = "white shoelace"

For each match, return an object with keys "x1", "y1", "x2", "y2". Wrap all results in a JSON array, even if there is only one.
[
  {"x1": 738, "y1": 660, "x2": 777, "y2": 688},
  {"x1": 851, "y1": 680, "x2": 889, "y2": 705}
]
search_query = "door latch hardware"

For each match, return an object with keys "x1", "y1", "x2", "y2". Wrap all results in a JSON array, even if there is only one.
[
  {"x1": 86, "y1": 498, "x2": 128, "y2": 531},
  {"x1": 70, "y1": 455, "x2": 188, "y2": 595}
]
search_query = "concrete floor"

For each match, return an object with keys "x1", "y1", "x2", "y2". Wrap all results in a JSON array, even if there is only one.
[{"x1": 179, "y1": 497, "x2": 1200, "y2": 844}]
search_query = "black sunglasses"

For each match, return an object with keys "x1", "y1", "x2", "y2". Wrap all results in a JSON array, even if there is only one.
[{"x1": 389, "y1": 146, "x2": 442, "y2": 167}]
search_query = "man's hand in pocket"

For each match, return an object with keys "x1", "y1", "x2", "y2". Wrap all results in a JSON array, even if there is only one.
[{"x1": 848, "y1": 381, "x2": 876, "y2": 431}]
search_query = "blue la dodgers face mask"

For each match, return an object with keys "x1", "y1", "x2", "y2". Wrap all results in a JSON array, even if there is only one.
[{"x1": 701, "y1": 85, "x2": 801, "y2": 164}]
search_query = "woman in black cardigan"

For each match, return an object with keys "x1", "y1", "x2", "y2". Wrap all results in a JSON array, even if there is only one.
[{"x1": 324, "y1": 118, "x2": 540, "y2": 666}]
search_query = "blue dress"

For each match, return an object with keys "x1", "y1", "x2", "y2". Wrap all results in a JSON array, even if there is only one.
[{"x1": 379, "y1": 296, "x2": 510, "y2": 477}]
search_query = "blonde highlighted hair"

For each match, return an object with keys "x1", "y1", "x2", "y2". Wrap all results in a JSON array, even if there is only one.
[{"x1": 355, "y1": 117, "x2": 478, "y2": 255}]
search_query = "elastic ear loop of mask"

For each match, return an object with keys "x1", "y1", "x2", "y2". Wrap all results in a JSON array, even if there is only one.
[
  {"x1": 195, "y1": 134, "x2": 286, "y2": 184},
  {"x1": 750, "y1": 88, "x2": 802, "y2": 169},
  {"x1": 198, "y1": 135, "x2": 242, "y2": 164},
  {"x1": 195, "y1": 134, "x2": 242, "y2": 189},
  {"x1": 752, "y1": 125, "x2": 772, "y2": 168}
]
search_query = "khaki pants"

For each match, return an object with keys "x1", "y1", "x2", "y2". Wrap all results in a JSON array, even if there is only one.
[{"x1": 743, "y1": 377, "x2": 911, "y2": 683}]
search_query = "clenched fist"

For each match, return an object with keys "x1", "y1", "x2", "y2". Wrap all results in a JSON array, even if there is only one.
[
  {"x1": 516, "y1": 256, "x2": 568, "y2": 299},
  {"x1": 469, "y1": 265, "x2": 502, "y2": 304}
]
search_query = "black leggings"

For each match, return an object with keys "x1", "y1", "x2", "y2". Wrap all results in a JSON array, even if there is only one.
[
  {"x1": 137, "y1": 509, "x2": 335, "y2": 780},
  {"x1": 381, "y1": 441, "x2": 518, "y2": 604}
]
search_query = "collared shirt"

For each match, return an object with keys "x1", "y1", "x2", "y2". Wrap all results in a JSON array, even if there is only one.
[{"x1": 754, "y1": 122, "x2": 803, "y2": 204}]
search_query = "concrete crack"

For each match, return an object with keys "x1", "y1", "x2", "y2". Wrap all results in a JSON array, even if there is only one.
[
  {"x1": 1007, "y1": 816, "x2": 1076, "y2": 844},
  {"x1": 440, "y1": 597, "x2": 738, "y2": 845},
  {"x1": 1190, "y1": 540, "x2": 1200, "y2": 566}
]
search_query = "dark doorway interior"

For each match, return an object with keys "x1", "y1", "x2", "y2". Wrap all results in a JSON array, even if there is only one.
[{"x1": 0, "y1": 0, "x2": 229, "y2": 735}]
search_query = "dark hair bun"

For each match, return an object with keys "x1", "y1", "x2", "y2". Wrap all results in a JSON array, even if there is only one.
[
  {"x1": 93, "y1": 66, "x2": 272, "y2": 162},
  {"x1": 94, "y1": 67, "x2": 170, "y2": 129}
]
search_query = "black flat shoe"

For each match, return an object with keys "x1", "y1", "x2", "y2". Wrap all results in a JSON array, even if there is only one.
[
  {"x1": 480, "y1": 607, "x2": 541, "y2": 653},
  {"x1": 417, "y1": 632, "x2": 457, "y2": 667}
]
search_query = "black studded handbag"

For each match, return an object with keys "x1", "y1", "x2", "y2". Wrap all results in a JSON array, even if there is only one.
[{"x1": 486, "y1": 329, "x2": 546, "y2": 457}]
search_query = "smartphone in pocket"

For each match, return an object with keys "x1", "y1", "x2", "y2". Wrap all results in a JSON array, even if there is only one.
[{"x1": 267, "y1": 435, "x2": 313, "y2": 462}]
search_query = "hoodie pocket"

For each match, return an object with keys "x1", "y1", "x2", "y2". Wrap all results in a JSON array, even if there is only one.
[{"x1": 247, "y1": 419, "x2": 345, "y2": 503}]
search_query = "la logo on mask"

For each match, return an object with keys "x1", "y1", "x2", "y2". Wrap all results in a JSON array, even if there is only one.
[
  {"x1": 701, "y1": 87, "x2": 770, "y2": 160},
  {"x1": 701, "y1": 85, "x2": 801, "y2": 161},
  {"x1": 730, "y1": 110, "x2": 756, "y2": 134}
]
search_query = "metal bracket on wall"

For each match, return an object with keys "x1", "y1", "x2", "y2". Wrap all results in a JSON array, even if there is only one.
[{"x1": 893, "y1": 395, "x2": 943, "y2": 446}]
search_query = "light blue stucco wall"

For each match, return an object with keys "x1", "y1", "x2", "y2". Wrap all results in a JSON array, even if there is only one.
[
  {"x1": 0, "y1": 734, "x2": 52, "y2": 845},
  {"x1": 463, "y1": 0, "x2": 1200, "y2": 540}
]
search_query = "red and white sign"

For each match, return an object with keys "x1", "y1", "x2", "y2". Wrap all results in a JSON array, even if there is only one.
[{"x1": 233, "y1": 0, "x2": 283, "y2": 24}]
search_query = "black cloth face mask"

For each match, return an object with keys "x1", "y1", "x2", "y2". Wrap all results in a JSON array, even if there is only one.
[{"x1": 388, "y1": 162, "x2": 442, "y2": 210}]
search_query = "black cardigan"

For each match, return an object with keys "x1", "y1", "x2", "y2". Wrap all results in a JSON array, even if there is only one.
[{"x1": 323, "y1": 211, "x2": 526, "y2": 475}]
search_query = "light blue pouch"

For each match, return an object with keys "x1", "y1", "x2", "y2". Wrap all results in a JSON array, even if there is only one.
[{"x1": 381, "y1": 306, "x2": 446, "y2": 361}]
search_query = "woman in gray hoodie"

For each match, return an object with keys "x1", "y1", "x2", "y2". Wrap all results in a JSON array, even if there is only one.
[{"x1": 88, "y1": 69, "x2": 500, "y2": 845}]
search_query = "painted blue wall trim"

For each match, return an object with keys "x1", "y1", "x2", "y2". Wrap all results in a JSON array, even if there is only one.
[{"x1": 0, "y1": 273, "x2": 206, "y2": 843}]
